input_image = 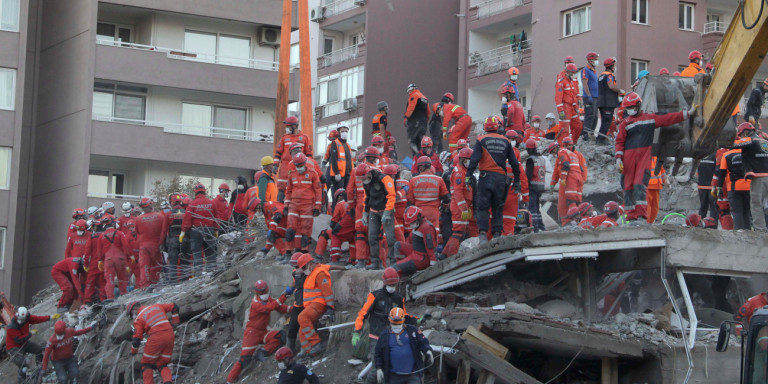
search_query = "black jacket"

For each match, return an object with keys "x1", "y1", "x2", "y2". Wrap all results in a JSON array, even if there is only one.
[
  {"x1": 745, "y1": 87, "x2": 765, "y2": 123},
  {"x1": 375, "y1": 324, "x2": 432, "y2": 382},
  {"x1": 697, "y1": 153, "x2": 716, "y2": 188},
  {"x1": 277, "y1": 361, "x2": 320, "y2": 384}
]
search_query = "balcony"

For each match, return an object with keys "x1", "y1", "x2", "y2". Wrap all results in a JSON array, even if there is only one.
[
  {"x1": 468, "y1": 41, "x2": 532, "y2": 78},
  {"x1": 92, "y1": 114, "x2": 273, "y2": 142},
  {"x1": 324, "y1": 0, "x2": 365, "y2": 18},
  {"x1": 703, "y1": 21, "x2": 728, "y2": 34},
  {"x1": 470, "y1": 0, "x2": 531, "y2": 21},
  {"x1": 318, "y1": 43, "x2": 366, "y2": 70}
]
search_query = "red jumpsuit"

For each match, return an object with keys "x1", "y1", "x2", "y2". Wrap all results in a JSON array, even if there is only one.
[
  {"x1": 42, "y1": 326, "x2": 92, "y2": 371},
  {"x1": 440, "y1": 104, "x2": 472, "y2": 152},
  {"x1": 347, "y1": 171, "x2": 369, "y2": 264},
  {"x1": 444, "y1": 165, "x2": 477, "y2": 257},
  {"x1": 117, "y1": 215, "x2": 133, "y2": 235},
  {"x1": 410, "y1": 150, "x2": 443, "y2": 176},
  {"x1": 575, "y1": 150, "x2": 588, "y2": 201},
  {"x1": 135, "y1": 212, "x2": 168, "y2": 288},
  {"x1": 393, "y1": 219, "x2": 437, "y2": 276},
  {"x1": 551, "y1": 148, "x2": 583, "y2": 225},
  {"x1": 502, "y1": 148, "x2": 529, "y2": 235},
  {"x1": 64, "y1": 231, "x2": 91, "y2": 260},
  {"x1": 646, "y1": 157, "x2": 665, "y2": 224},
  {"x1": 298, "y1": 264, "x2": 334, "y2": 355},
  {"x1": 615, "y1": 110, "x2": 688, "y2": 220},
  {"x1": 393, "y1": 179, "x2": 409, "y2": 243},
  {"x1": 265, "y1": 201, "x2": 289, "y2": 254},
  {"x1": 736, "y1": 293, "x2": 768, "y2": 329},
  {"x1": 407, "y1": 172, "x2": 449, "y2": 243},
  {"x1": 523, "y1": 127, "x2": 546, "y2": 143},
  {"x1": 329, "y1": 200, "x2": 356, "y2": 262},
  {"x1": 132, "y1": 303, "x2": 179, "y2": 384},
  {"x1": 212, "y1": 195, "x2": 230, "y2": 222},
  {"x1": 227, "y1": 294, "x2": 289, "y2": 382},
  {"x1": 96, "y1": 228, "x2": 131, "y2": 299},
  {"x1": 51, "y1": 258, "x2": 83, "y2": 309},
  {"x1": 284, "y1": 167, "x2": 322, "y2": 251},
  {"x1": 83, "y1": 232, "x2": 106, "y2": 303},
  {"x1": 555, "y1": 72, "x2": 583, "y2": 143},
  {"x1": 274, "y1": 132, "x2": 312, "y2": 191},
  {"x1": 505, "y1": 100, "x2": 526, "y2": 134}
]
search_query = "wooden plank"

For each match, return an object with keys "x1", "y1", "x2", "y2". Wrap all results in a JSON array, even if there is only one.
[
  {"x1": 457, "y1": 359, "x2": 472, "y2": 384},
  {"x1": 457, "y1": 340, "x2": 543, "y2": 384},
  {"x1": 463, "y1": 325, "x2": 510, "y2": 360}
]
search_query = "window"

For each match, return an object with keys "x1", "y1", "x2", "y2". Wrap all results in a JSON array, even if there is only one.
[
  {"x1": 96, "y1": 22, "x2": 133, "y2": 44},
  {"x1": 632, "y1": 0, "x2": 648, "y2": 24},
  {"x1": 218, "y1": 35, "x2": 251, "y2": 67},
  {"x1": 679, "y1": 2, "x2": 694, "y2": 31},
  {"x1": 0, "y1": 227, "x2": 5, "y2": 269},
  {"x1": 316, "y1": 66, "x2": 365, "y2": 116},
  {"x1": 88, "y1": 169, "x2": 125, "y2": 196},
  {"x1": 631, "y1": 59, "x2": 649, "y2": 82},
  {"x1": 0, "y1": 147, "x2": 10, "y2": 189},
  {"x1": 707, "y1": 14, "x2": 720, "y2": 23},
  {"x1": 315, "y1": 117, "x2": 363, "y2": 156},
  {"x1": 289, "y1": 44, "x2": 300, "y2": 67},
  {"x1": 92, "y1": 83, "x2": 147, "y2": 122},
  {"x1": 0, "y1": 0, "x2": 20, "y2": 32},
  {"x1": 179, "y1": 175, "x2": 229, "y2": 193},
  {"x1": 0, "y1": 68, "x2": 15, "y2": 110},
  {"x1": 563, "y1": 5, "x2": 591, "y2": 37},
  {"x1": 350, "y1": 33, "x2": 364, "y2": 46},
  {"x1": 182, "y1": 103, "x2": 248, "y2": 138},
  {"x1": 323, "y1": 38, "x2": 334, "y2": 55},
  {"x1": 185, "y1": 31, "x2": 251, "y2": 67}
]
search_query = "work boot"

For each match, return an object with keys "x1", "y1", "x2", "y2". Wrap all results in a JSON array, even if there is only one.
[
  {"x1": 309, "y1": 341, "x2": 327, "y2": 357},
  {"x1": 492, "y1": 232, "x2": 501, "y2": 239},
  {"x1": 254, "y1": 348, "x2": 269, "y2": 362},
  {"x1": 478, "y1": 232, "x2": 488, "y2": 245},
  {"x1": 367, "y1": 259, "x2": 383, "y2": 270},
  {"x1": 356, "y1": 261, "x2": 369, "y2": 270}
]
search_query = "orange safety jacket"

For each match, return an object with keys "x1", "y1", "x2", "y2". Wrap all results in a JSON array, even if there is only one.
[
  {"x1": 303, "y1": 264, "x2": 334, "y2": 308},
  {"x1": 648, "y1": 157, "x2": 666, "y2": 190}
]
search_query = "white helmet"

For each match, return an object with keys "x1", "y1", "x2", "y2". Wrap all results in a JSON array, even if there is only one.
[
  {"x1": 102, "y1": 201, "x2": 115, "y2": 211},
  {"x1": 121, "y1": 202, "x2": 133, "y2": 212},
  {"x1": 337, "y1": 121, "x2": 348, "y2": 130},
  {"x1": 16, "y1": 307, "x2": 28, "y2": 322},
  {"x1": 86, "y1": 206, "x2": 98, "y2": 216},
  {"x1": 545, "y1": 112, "x2": 557, "y2": 120},
  {"x1": 406, "y1": 84, "x2": 417, "y2": 94}
]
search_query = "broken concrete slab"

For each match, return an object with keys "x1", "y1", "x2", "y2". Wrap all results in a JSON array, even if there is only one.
[{"x1": 456, "y1": 339, "x2": 543, "y2": 384}]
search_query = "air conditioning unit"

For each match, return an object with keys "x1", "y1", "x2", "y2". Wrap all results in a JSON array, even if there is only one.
[
  {"x1": 310, "y1": 6, "x2": 326, "y2": 22},
  {"x1": 354, "y1": 0, "x2": 367, "y2": 5},
  {"x1": 314, "y1": 106, "x2": 324, "y2": 120},
  {"x1": 258, "y1": 28, "x2": 280, "y2": 46},
  {"x1": 343, "y1": 98, "x2": 357, "y2": 111}
]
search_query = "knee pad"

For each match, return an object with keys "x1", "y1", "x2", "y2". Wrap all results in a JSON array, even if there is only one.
[
  {"x1": 285, "y1": 228, "x2": 296, "y2": 242},
  {"x1": 397, "y1": 261, "x2": 417, "y2": 276},
  {"x1": 142, "y1": 363, "x2": 157, "y2": 372},
  {"x1": 238, "y1": 354, "x2": 252, "y2": 367}
]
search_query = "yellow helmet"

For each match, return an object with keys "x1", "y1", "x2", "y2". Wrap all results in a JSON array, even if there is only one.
[{"x1": 261, "y1": 156, "x2": 274, "y2": 167}]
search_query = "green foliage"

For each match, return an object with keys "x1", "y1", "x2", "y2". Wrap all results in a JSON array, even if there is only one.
[{"x1": 148, "y1": 175, "x2": 199, "y2": 207}]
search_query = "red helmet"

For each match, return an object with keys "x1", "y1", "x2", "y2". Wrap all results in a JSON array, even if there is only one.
[
  {"x1": 562, "y1": 137, "x2": 574, "y2": 147},
  {"x1": 74, "y1": 219, "x2": 87, "y2": 230},
  {"x1": 525, "y1": 139, "x2": 537, "y2": 149},
  {"x1": 603, "y1": 57, "x2": 616, "y2": 67},
  {"x1": 253, "y1": 280, "x2": 269, "y2": 294},
  {"x1": 100, "y1": 214, "x2": 115, "y2": 227},
  {"x1": 566, "y1": 206, "x2": 581, "y2": 219},
  {"x1": 689, "y1": 50, "x2": 702, "y2": 61},
  {"x1": 737, "y1": 122, "x2": 756, "y2": 137},
  {"x1": 333, "y1": 188, "x2": 347, "y2": 201},
  {"x1": 686, "y1": 213, "x2": 702, "y2": 227},
  {"x1": 289, "y1": 143, "x2": 305, "y2": 154},
  {"x1": 404, "y1": 206, "x2": 422, "y2": 226},
  {"x1": 501, "y1": 85, "x2": 515, "y2": 95},
  {"x1": 364, "y1": 146, "x2": 380, "y2": 158},
  {"x1": 578, "y1": 202, "x2": 593, "y2": 216},
  {"x1": 707, "y1": 63, "x2": 714, "y2": 70},
  {"x1": 139, "y1": 197, "x2": 153, "y2": 208},
  {"x1": 565, "y1": 63, "x2": 578, "y2": 72},
  {"x1": 505, "y1": 129, "x2": 522, "y2": 141},
  {"x1": 417, "y1": 156, "x2": 432, "y2": 168},
  {"x1": 673, "y1": 71, "x2": 681, "y2": 76},
  {"x1": 72, "y1": 208, "x2": 85, "y2": 219},
  {"x1": 458, "y1": 147, "x2": 472, "y2": 159},
  {"x1": 355, "y1": 163, "x2": 371, "y2": 177},
  {"x1": 182, "y1": 198, "x2": 191, "y2": 207},
  {"x1": 603, "y1": 201, "x2": 620, "y2": 215},
  {"x1": 621, "y1": 92, "x2": 642, "y2": 108},
  {"x1": 703, "y1": 216, "x2": 717, "y2": 228},
  {"x1": 421, "y1": 136, "x2": 433, "y2": 148},
  {"x1": 383, "y1": 267, "x2": 399, "y2": 285},
  {"x1": 290, "y1": 252, "x2": 302, "y2": 267},
  {"x1": 508, "y1": 67, "x2": 519, "y2": 76},
  {"x1": 54, "y1": 320, "x2": 66, "y2": 336},
  {"x1": 292, "y1": 153, "x2": 307, "y2": 166},
  {"x1": 564, "y1": 56, "x2": 575, "y2": 64},
  {"x1": 193, "y1": 183, "x2": 206, "y2": 194},
  {"x1": 248, "y1": 197, "x2": 261, "y2": 211},
  {"x1": 443, "y1": 92, "x2": 455, "y2": 103},
  {"x1": 383, "y1": 164, "x2": 399, "y2": 176},
  {"x1": 483, "y1": 115, "x2": 502, "y2": 132},
  {"x1": 531, "y1": 115, "x2": 541, "y2": 122},
  {"x1": 297, "y1": 253, "x2": 313, "y2": 269},
  {"x1": 659, "y1": 68, "x2": 670, "y2": 75},
  {"x1": 457, "y1": 138, "x2": 468, "y2": 148},
  {"x1": 586, "y1": 52, "x2": 599, "y2": 60},
  {"x1": 126, "y1": 301, "x2": 140, "y2": 316},
  {"x1": 546, "y1": 142, "x2": 560, "y2": 154},
  {"x1": 218, "y1": 183, "x2": 231, "y2": 192},
  {"x1": 275, "y1": 346, "x2": 294, "y2": 361},
  {"x1": 371, "y1": 136, "x2": 385, "y2": 146},
  {"x1": 283, "y1": 116, "x2": 299, "y2": 125},
  {"x1": 328, "y1": 130, "x2": 339, "y2": 140}
]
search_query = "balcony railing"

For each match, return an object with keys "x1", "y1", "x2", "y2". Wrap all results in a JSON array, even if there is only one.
[
  {"x1": 92, "y1": 114, "x2": 274, "y2": 142},
  {"x1": 96, "y1": 38, "x2": 289, "y2": 72},
  {"x1": 703, "y1": 21, "x2": 728, "y2": 34},
  {"x1": 318, "y1": 44, "x2": 361, "y2": 69},
  {"x1": 324, "y1": 0, "x2": 364, "y2": 18},
  {"x1": 87, "y1": 192, "x2": 143, "y2": 200},
  {"x1": 469, "y1": 41, "x2": 532, "y2": 77},
  {"x1": 472, "y1": 0, "x2": 528, "y2": 20}
]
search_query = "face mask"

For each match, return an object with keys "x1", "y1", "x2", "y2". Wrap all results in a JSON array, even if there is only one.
[
  {"x1": 296, "y1": 166, "x2": 306, "y2": 173},
  {"x1": 363, "y1": 177, "x2": 372, "y2": 185},
  {"x1": 237, "y1": 185, "x2": 244, "y2": 191},
  {"x1": 626, "y1": 108, "x2": 638, "y2": 116},
  {"x1": 510, "y1": 75, "x2": 518, "y2": 81},
  {"x1": 463, "y1": 160, "x2": 470, "y2": 168},
  {"x1": 77, "y1": 230, "x2": 84, "y2": 236},
  {"x1": 374, "y1": 159, "x2": 380, "y2": 165},
  {"x1": 511, "y1": 141, "x2": 517, "y2": 147},
  {"x1": 386, "y1": 286, "x2": 396, "y2": 294},
  {"x1": 377, "y1": 147, "x2": 384, "y2": 154},
  {"x1": 571, "y1": 74, "x2": 577, "y2": 80},
  {"x1": 548, "y1": 120, "x2": 555, "y2": 127},
  {"x1": 278, "y1": 362, "x2": 287, "y2": 370},
  {"x1": 340, "y1": 131, "x2": 348, "y2": 140},
  {"x1": 259, "y1": 294, "x2": 270, "y2": 301},
  {"x1": 591, "y1": 60, "x2": 599, "y2": 67},
  {"x1": 391, "y1": 324, "x2": 403, "y2": 333},
  {"x1": 423, "y1": 148, "x2": 432, "y2": 155},
  {"x1": 304, "y1": 268, "x2": 312, "y2": 276},
  {"x1": 56, "y1": 334, "x2": 65, "y2": 341},
  {"x1": 409, "y1": 223, "x2": 419, "y2": 231},
  {"x1": 123, "y1": 212, "x2": 131, "y2": 217},
  {"x1": 285, "y1": 128, "x2": 292, "y2": 135},
  {"x1": 618, "y1": 97, "x2": 624, "y2": 103},
  {"x1": 533, "y1": 122, "x2": 540, "y2": 128}
]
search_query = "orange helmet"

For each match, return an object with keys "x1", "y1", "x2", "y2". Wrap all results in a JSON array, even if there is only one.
[
  {"x1": 355, "y1": 163, "x2": 371, "y2": 177},
  {"x1": 564, "y1": 56, "x2": 575, "y2": 64},
  {"x1": 443, "y1": 92, "x2": 455, "y2": 103},
  {"x1": 458, "y1": 147, "x2": 472, "y2": 160},
  {"x1": 389, "y1": 307, "x2": 406, "y2": 325},
  {"x1": 689, "y1": 50, "x2": 702, "y2": 61},
  {"x1": 290, "y1": 252, "x2": 303, "y2": 267},
  {"x1": 508, "y1": 67, "x2": 519, "y2": 76},
  {"x1": 621, "y1": 92, "x2": 642, "y2": 108},
  {"x1": 578, "y1": 202, "x2": 593, "y2": 216},
  {"x1": 283, "y1": 115, "x2": 299, "y2": 125},
  {"x1": 297, "y1": 253, "x2": 313, "y2": 269}
]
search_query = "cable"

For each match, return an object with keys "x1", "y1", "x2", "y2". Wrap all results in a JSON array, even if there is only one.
[
  {"x1": 543, "y1": 344, "x2": 583, "y2": 384},
  {"x1": 740, "y1": 0, "x2": 766, "y2": 30}
]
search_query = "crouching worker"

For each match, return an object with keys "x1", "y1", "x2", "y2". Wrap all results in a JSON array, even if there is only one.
[
  {"x1": 274, "y1": 346, "x2": 320, "y2": 383},
  {"x1": 43, "y1": 320, "x2": 94, "y2": 383},
  {"x1": 374, "y1": 308, "x2": 434, "y2": 384},
  {"x1": 127, "y1": 301, "x2": 180, "y2": 384},
  {"x1": 391, "y1": 207, "x2": 437, "y2": 277}
]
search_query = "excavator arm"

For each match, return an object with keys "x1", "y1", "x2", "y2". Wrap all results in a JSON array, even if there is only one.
[{"x1": 692, "y1": 0, "x2": 768, "y2": 151}]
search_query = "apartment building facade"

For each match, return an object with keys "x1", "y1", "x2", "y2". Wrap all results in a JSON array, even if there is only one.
[{"x1": 0, "y1": 0, "x2": 298, "y2": 301}]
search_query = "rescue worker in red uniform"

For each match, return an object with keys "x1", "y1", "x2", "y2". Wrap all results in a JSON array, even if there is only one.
[
  {"x1": 275, "y1": 116, "x2": 312, "y2": 198},
  {"x1": 444, "y1": 148, "x2": 476, "y2": 257},
  {"x1": 127, "y1": 301, "x2": 180, "y2": 384},
  {"x1": 525, "y1": 140, "x2": 547, "y2": 232},
  {"x1": 647, "y1": 157, "x2": 667, "y2": 224},
  {"x1": 549, "y1": 140, "x2": 582, "y2": 225},
  {"x1": 564, "y1": 137, "x2": 588, "y2": 206},
  {"x1": 325, "y1": 189, "x2": 356, "y2": 265},
  {"x1": 556, "y1": 63, "x2": 583, "y2": 143},
  {"x1": 43, "y1": 320, "x2": 94, "y2": 383},
  {"x1": 181, "y1": 183, "x2": 221, "y2": 275},
  {"x1": 371, "y1": 136, "x2": 390, "y2": 166},
  {"x1": 68, "y1": 208, "x2": 85, "y2": 239},
  {"x1": 556, "y1": 56, "x2": 576, "y2": 83},
  {"x1": 384, "y1": 165, "x2": 408, "y2": 244},
  {"x1": 213, "y1": 183, "x2": 231, "y2": 225},
  {"x1": 373, "y1": 101, "x2": 395, "y2": 160},
  {"x1": 410, "y1": 137, "x2": 442, "y2": 176},
  {"x1": 226, "y1": 280, "x2": 289, "y2": 384},
  {"x1": 297, "y1": 254, "x2": 335, "y2": 357},
  {"x1": 615, "y1": 92, "x2": 691, "y2": 223},
  {"x1": 6, "y1": 307, "x2": 59, "y2": 379},
  {"x1": 348, "y1": 163, "x2": 371, "y2": 267},
  {"x1": 96, "y1": 215, "x2": 131, "y2": 300},
  {"x1": 501, "y1": 86, "x2": 526, "y2": 135},
  {"x1": 502, "y1": 131, "x2": 529, "y2": 235},
  {"x1": 83, "y1": 218, "x2": 106, "y2": 304},
  {"x1": 135, "y1": 197, "x2": 168, "y2": 288},
  {"x1": 265, "y1": 201, "x2": 291, "y2": 262},
  {"x1": 117, "y1": 202, "x2": 134, "y2": 234},
  {"x1": 408, "y1": 156, "x2": 450, "y2": 245},
  {"x1": 433, "y1": 97, "x2": 472, "y2": 153},
  {"x1": 328, "y1": 122, "x2": 354, "y2": 198},
  {"x1": 392, "y1": 206, "x2": 437, "y2": 276},
  {"x1": 51, "y1": 257, "x2": 84, "y2": 312},
  {"x1": 284, "y1": 153, "x2": 322, "y2": 254},
  {"x1": 404, "y1": 84, "x2": 431, "y2": 155},
  {"x1": 523, "y1": 115, "x2": 546, "y2": 142},
  {"x1": 165, "y1": 196, "x2": 188, "y2": 283},
  {"x1": 64, "y1": 219, "x2": 90, "y2": 259}
]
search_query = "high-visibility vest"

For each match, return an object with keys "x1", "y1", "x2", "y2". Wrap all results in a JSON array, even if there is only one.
[
  {"x1": 302, "y1": 264, "x2": 333, "y2": 307},
  {"x1": 330, "y1": 139, "x2": 351, "y2": 177}
]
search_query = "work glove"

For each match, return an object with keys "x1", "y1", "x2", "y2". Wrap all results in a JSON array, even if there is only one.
[
  {"x1": 549, "y1": 184, "x2": 555, "y2": 193},
  {"x1": 335, "y1": 174, "x2": 342, "y2": 182},
  {"x1": 382, "y1": 210, "x2": 394, "y2": 225},
  {"x1": 213, "y1": 231, "x2": 219, "y2": 238},
  {"x1": 125, "y1": 266, "x2": 131, "y2": 274},
  {"x1": 130, "y1": 347, "x2": 138, "y2": 355},
  {"x1": 51, "y1": 313, "x2": 61, "y2": 320},
  {"x1": 98, "y1": 261, "x2": 104, "y2": 272},
  {"x1": 426, "y1": 350, "x2": 435, "y2": 365},
  {"x1": 377, "y1": 369, "x2": 384, "y2": 383},
  {"x1": 83, "y1": 265, "x2": 89, "y2": 273},
  {"x1": 714, "y1": 187, "x2": 723, "y2": 198},
  {"x1": 179, "y1": 232, "x2": 185, "y2": 243},
  {"x1": 325, "y1": 308, "x2": 336, "y2": 323},
  {"x1": 460, "y1": 210, "x2": 472, "y2": 220},
  {"x1": 511, "y1": 180, "x2": 521, "y2": 194},
  {"x1": 616, "y1": 158, "x2": 624, "y2": 173},
  {"x1": 559, "y1": 111, "x2": 566, "y2": 120},
  {"x1": 688, "y1": 104, "x2": 697, "y2": 117},
  {"x1": 313, "y1": 209, "x2": 320, "y2": 217},
  {"x1": 351, "y1": 332, "x2": 361, "y2": 347},
  {"x1": 130, "y1": 255, "x2": 136, "y2": 264},
  {"x1": 749, "y1": 116, "x2": 757, "y2": 125},
  {"x1": 362, "y1": 212, "x2": 369, "y2": 226},
  {"x1": 284, "y1": 286, "x2": 294, "y2": 295}
]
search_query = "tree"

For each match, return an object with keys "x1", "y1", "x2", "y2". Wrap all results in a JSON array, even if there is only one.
[{"x1": 148, "y1": 175, "x2": 200, "y2": 208}]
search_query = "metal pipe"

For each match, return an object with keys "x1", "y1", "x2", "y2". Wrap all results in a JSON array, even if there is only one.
[
  {"x1": 676, "y1": 270, "x2": 698, "y2": 349},
  {"x1": 660, "y1": 248, "x2": 693, "y2": 383},
  {"x1": 358, "y1": 361, "x2": 372, "y2": 379}
]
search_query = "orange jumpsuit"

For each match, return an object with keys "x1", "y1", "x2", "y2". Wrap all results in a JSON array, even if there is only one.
[
  {"x1": 646, "y1": 157, "x2": 665, "y2": 224},
  {"x1": 285, "y1": 168, "x2": 322, "y2": 251},
  {"x1": 346, "y1": 171, "x2": 369, "y2": 264},
  {"x1": 555, "y1": 73, "x2": 583, "y2": 143},
  {"x1": 523, "y1": 127, "x2": 546, "y2": 143},
  {"x1": 505, "y1": 100, "x2": 526, "y2": 133},
  {"x1": 551, "y1": 148, "x2": 583, "y2": 225},
  {"x1": 502, "y1": 148, "x2": 529, "y2": 235},
  {"x1": 407, "y1": 172, "x2": 449, "y2": 243},
  {"x1": 265, "y1": 201, "x2": 289, "y2": 254},
  {"x1": 393, "y1": 179, "x2": 409, "y2": 243},
  {"x1": 298, "y1": 264, "x2": 334, "y2": 355},
  {"x1": 441, "y1": 104, "x2": 472, "y2": 152},
  {"x1": 575, "y1": 150, "x2": 588, "y2": 201},
  {"x1": 444, "y1": 165, "x2": 476, "y2": 257},
  {"x1": 274, "y1": 132, "x2": 312, "y2": 191},
  {"x1": 131, "y1": 303, "x2": 179, "y2": 384},
  {"x1": 328, "y1": 200, "x2": 356, "y2": 262}
]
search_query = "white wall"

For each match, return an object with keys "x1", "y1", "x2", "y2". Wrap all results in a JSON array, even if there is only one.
[{"x1": 467, "y1": 88, "x2": 502, "y2": 122}]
